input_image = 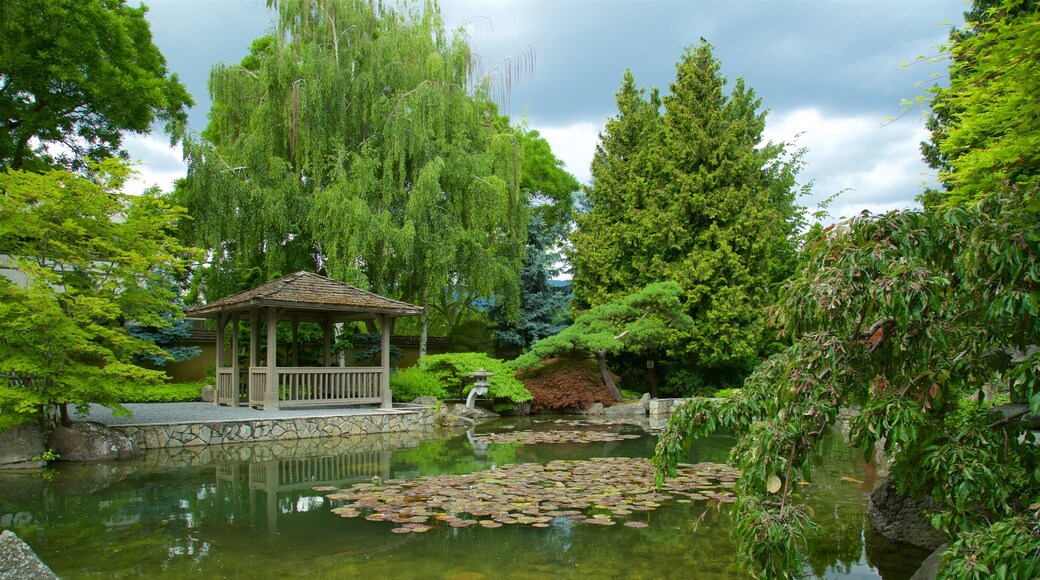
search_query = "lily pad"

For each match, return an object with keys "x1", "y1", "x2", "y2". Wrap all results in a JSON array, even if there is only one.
[{"x1": 326, "y1": 457, "x2": 739, "y2": 534}]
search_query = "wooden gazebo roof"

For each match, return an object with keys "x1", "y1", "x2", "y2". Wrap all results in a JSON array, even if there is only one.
[{"x1": 185, "y1": 271, "x2": 423, "y2": 321}]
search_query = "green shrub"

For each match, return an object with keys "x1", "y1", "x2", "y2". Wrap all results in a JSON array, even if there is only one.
[
  {"x1": 664, "y1": 368, "x2": 710, "y2": 397},
  {"x1": 419, "y1": 352, "x2": 531, "y2": 406},
  {"x1": 390, "y1": 366, "x2": 448, "y2": 402},
  {"x1": 116, "y1": 381, "x2": 205, "y2": 403}
]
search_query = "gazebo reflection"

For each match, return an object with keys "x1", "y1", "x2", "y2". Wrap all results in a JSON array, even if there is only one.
[{"x1": 212, "y1": 432, "x2": 427, "y2": 534}]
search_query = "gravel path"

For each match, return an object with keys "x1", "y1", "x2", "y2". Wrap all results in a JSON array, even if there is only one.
[{"x1": 82, "y1": 402, "x2": 406, "y2": 426}]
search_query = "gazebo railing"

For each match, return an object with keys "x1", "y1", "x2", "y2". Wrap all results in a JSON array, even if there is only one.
[
  {"x1": 249, "y1": 369, "x2": 267, "y2": 407},
  {"x1": 216, "y1": 368, "x2": 237, "y2": 405},
  {"x1": 248, "y1": 451, "x2": 387, "y2": 492},
  {"x1": 245, "y1": 367, "x2": 383, "y2": 409}
]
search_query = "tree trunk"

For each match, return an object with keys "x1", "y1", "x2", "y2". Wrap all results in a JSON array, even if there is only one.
[
  {"x1": 647, "y1": 354, "x2": 660, "y2": 399},
  {"x1": 596, "y1": 350, "x2": 622, "y2": 401},
  {"x1": 419, "y1": 294, "x2": 428, "y2": 359}
]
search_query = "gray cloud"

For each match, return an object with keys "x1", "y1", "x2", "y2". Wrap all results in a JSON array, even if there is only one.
[{"x1": 135, "y1": 0, "x2": 966, "y2": 216}]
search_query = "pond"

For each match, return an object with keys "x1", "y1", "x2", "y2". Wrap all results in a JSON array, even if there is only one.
[{"x1": 0, "y1": 417, "x2": 929, "y2": 578}]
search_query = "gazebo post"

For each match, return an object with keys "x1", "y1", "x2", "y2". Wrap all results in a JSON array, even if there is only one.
[
  {"x1": 265, "y1": 306, "x2": 280, "y2": 410},
  {"x1": 230, "y1": 315, "x2": 240, "y2": 407},
  {"x1": 214, "y1": 313, "x2": 226, "y2": 406},
  {"x1": 322, "y1": 316, "x2": 332, "y2": 367},
  {"x1": 248, "y1": 309, "x2": 259, "y2": 407},
  {"x1": 380, "y1": 314, "x2": 392, "y2": 409},
  {"x1": 291, "y1": 318, "x2": 299, "y2": 367}
]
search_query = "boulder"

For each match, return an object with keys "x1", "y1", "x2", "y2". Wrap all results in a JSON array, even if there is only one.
[
  {"x1": 410, "y1": 396, "x2": 439, "y2": 407},
  {"x1": 49, "y1": 421, "x2": 139, "y2": 462},
  {"x1": 0, "y1": 423, "x2": 47, "y2": 470},
  {"x1": 200, "y1": 385, "x2": 216, "y2": 403},
  {"x1": 442, "y1": 414, "x2": 476, "y2": 429},
  {"x1": 451, "y1": 404, "x2": 500, "y2": 420},
  {"x1": 868, "y1": 479, "x2": 948, "y2": 550},
  {"x1": 581, "y1": 402, "x2": 605, "y2": 415},
  {"x1": 0, "y1": 530, "x2": 58, "y2": 580},
  {"x1": 910, "y1": 543, "x2": 947, "y2": 580},
  {"x1": 604, "y1": 400, "x2": 648, "y2": 416}
]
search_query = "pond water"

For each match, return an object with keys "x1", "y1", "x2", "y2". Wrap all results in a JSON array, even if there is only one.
[{"x1": 0, "y1": 417, "x2": 929, "y2": 579}]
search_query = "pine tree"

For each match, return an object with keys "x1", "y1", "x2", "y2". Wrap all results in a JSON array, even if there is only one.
[
  {"x1": 570, "y1": 69, "x2": 662, "y2": 309},
  {"x1": 571, "y1": 44, "x2": 804, "y2": 369}
]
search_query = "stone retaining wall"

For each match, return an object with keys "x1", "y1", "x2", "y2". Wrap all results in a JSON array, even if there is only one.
[
  {"x1": 111, "y1": 408, "x2": 435, "y2": 450},
  {"x1": 648, "y1": 398, "x2": 686, "y2": 419}
]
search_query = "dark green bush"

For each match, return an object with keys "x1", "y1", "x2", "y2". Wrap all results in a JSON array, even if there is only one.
[
  {"x1": 117, "y1": 381, "x2": 205, "y2": 403},
  {"x1": 390, "y1": 366, "x2": 448, "y2": 402}
]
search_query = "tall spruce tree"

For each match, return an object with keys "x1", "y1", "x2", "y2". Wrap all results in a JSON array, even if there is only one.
[
  {"x1": 570, "y1": 70, "x2": 662, "y2": 309},
  {"x1": 175, "y1": 0, "x2": 527, "y2": 352},
  {"x1": 571, "y1": 44, "x2": 804, "y2": 369}
]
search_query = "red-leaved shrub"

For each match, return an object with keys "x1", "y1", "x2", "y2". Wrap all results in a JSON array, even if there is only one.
[{"x1": 520, "y1": 357, "x2": 619, "y2": 412}]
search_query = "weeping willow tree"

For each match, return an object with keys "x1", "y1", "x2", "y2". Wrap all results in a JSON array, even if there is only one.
[{"x1": 175, "y1": 0, "x2": 528, "y2": 350}]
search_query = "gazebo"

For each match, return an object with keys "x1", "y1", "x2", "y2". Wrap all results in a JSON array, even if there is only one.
[{"x1": 185, "y1": 271, "x2": 423, "y2": 410}]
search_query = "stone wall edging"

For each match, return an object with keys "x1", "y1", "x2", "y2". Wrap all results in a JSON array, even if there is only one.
[{"x1": 110, "y1": 409, "x2": 436, "y2": 449}]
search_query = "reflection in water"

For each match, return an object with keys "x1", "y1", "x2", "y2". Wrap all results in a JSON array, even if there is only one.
[
  {"x1": 227, "y1": 448, "x2": 393, "y2": 534},
  {"x1": 0, "y1": 419, "x2": 928, "y2": 579}
]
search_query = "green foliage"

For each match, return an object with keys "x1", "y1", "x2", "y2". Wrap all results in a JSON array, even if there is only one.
[
  {"x1": 115, "y1": 382, "x2": 205, "y2": 404},
  {"x1": 490, "y1": 215, "x2": 572, "y2": 355},
  {"x1": 177, "y1": 0, "x2": 527, "y2": 346},
  {"x1": 349, "y1": 333, "x2": 404, "y2": 367},
  {"x1": 418, "y1": 353, "x2": 531, "y2": 405},
  {"x1": 0, "y1": 160, "x2": 198, "y2": 426},
  {"x1": 660, "y1": 363, "x2": 753, "y2": 398},
  {"x1": 31, "y1": 449, "x2": 59, "y2": 462},
  {"x1": 513, "y1": 281, "x2": 693, "y2": 371},
  {"x1": 570, "y1": 44, "x2": 807, "y2": 369},
  {"x1": 126, "y1": 273, "x2": 201, "y2": 367},
  {"x1": 446, "y1": 319, "x2": 494, "y2": 355},
  {"x1": 517, "y1": 126, "x2": 581, "y2": 236},
  {"x1": 922, "y1": 1, "x2": 1040, "y2": 207},
  {"x1": 940, "y1": 508, "x2": 1040, "y2": 579},
  {"x1": 654, "y1": 182, "x2": 1040, "y2": 577},
  {"x1": 0, "y1": 0, "x2": 192, "y2": 171},
  {"x1": 389, "y1": 366, "x2": 448, "y2": 402},
  {"x1": 663, "y1": 368, "x2": 708, "y2": 397}
]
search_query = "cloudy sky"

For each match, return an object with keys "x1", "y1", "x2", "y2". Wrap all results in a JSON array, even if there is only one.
[{"x1": 128, "y1": 0, "x2": 968, "y2": 220}]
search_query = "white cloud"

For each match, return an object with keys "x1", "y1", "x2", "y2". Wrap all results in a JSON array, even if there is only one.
[
  {"x1": 763, "y1": 107, "x2": 935, "y2": 222},
  {"x1": 529, "y1": 121, "x2": 602, "y2": 185},
  {"x1": 123, "y1": 134, "x2": 187, "y2": 195}
]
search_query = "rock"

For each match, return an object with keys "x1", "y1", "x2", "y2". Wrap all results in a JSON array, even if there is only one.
[
  {"x1": 0, "y1": 423, "x2": 47, "y2": 470},
  {"x1": 639, "y1": 393, "x2": 651, "y2": 403},
  {"x1": 451, "y1": 405, "x2": 500, "y2": 420},
  {"x1": 581, "y1": 402, "x2": 605, "y2": 415},
  {"x1": 868, "y1": 479, "x2": 948, "y2": 550},
  {"x1": 448, "y1": 415, "x2": 476, "y2": 429},
  {"x1": 200, "y1": 385, "x2": 216, "y2": 403},
  {"x1": 910, "y1": 543, "x2": 947, "y2": 580},
  {"x1": 0, "y1": 530, "x2": 58, "y2": 580},
  {"x1": 49, "y1": 421, "x2": 140, "y2": 462},
  {"x1": 410, "y1": 396, "x2": 439, "y2": 407},
  {"x1": 604, "y1": 401, "x2": 647, "y2": 416}
]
